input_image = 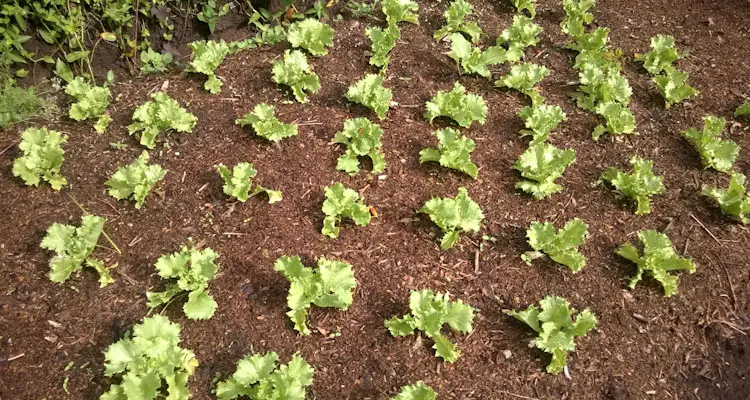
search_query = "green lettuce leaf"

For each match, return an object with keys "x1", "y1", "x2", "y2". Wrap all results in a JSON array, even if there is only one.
[
  {"x1": 215, "y1": 162, "x2": 281, "y2": 203},
  {"x1": 447, "y1": 33, "x2": 506, "y2": 78},
  {"x1": 521, "y1": 218, "x2": 588, "y2": 272},
  {"x1": 392, "y1": 381, "x2": 436, "y2": 400},
  {"x1": 600, "y1": 156, "x2": 664, "y2": 215},
  {"x1": 216, "y1": 352, "x2": 313, "y2": 400},
  {"x1": 345, "y1": 74, "x2": 393, "y2": 119},
  {"x1": 419, "y1": 128, "x2": 478, "y2": 179},
  {"x1": 65, "y1": 76, "x2": 111, "y2": 131},
  {"x1": 560, "y1": 0, "x2": 596, "y2": 38},
  {"x1": 634, "y1": 34, "x2": 683, "y2": 75},
  {"x1": 106, "y1": 151, "x2": 167, "y2": 209},
  {"x1": 514, "y1": 142, "x2": 576, "y2": 199},
  {"x1": 702, "y1": 172, "x2": 750, "y2": 224},
  {"x1": 517, "y1": 101, "x2": 566, "y2": 144},
  {"x1": 186, "y1": 40, "x2": 230, "y2": 94},
  {"x1": 128, "y1": 91, "x2": 197, "y2": 149},
  {"x1": 287, "y1": 19, "x2": 335, "y2": 56},
  {"x1": 496, "y1": 63, "x2": 548, "y2": 97},
  {"x1": 681, "y1": 115, "x2": 738, "y2": 173},
  {"x1": 497, "y1": 15, "x2": 542, "y2": 62},
  {"x1": 653, "y1": 65, "x2": 698, "y2": 107},
  {"x1": 419, "y1": 187, "x2": 483, "y2": 249},
  {"x1": 510, "y1": 0, "x2": 537, "y2": 18},
  {"x1": 322, "y1": 182, "x2": 372, "y2": 238},
  {"x1": 434, "y1": 0, "x2": 482, "y2": 43},
  {"x1": 735, "y1": 102, "x2": 750, "y2": 118},
  {"x1": 425, "y1": 82, "x2": 487, "y2": 128},
  {"x1": 272, "y1": 50, "x2": 321, "y2": 103},
  {"x1": 236, "y1": 103, "x2": 298, "y2": 142},
  {"x1": 366, "y1": 25, "x2": 400, "y2": 69},
  {"x1": 382, "y1": 0, "x2": 419, "y2": 26},
  {"x1": 334, "y1": 118, "x2": 386, "y2": 175},
  {"x1": 41, "y1": 215, "x2": 113, "y2": 286},
  {"x1": 12, "y1": 127, "x2": 68, "y2": 190}
]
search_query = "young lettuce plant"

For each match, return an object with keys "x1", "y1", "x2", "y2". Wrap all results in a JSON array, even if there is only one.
[
  {"x1": 272, "y1": 50, "x2": 321, "y2": 103},
  {"x1": 366, "y1": 25, "x2": 400, "y2": 69},
  {"x1": 128, "y1": 91, "x2": 197, "y2": 149},
  {"x1": 197, "y1": 0, "x2": 230, "y2": 33},
  {"x1": 322, "y1": 182, "x2": 372, "y2": 238},
  {"x1": 274, "y1": 256, "x2": 357, "y2": 335},
  {"x1": 517, "y1": 101, "x2": 566, "y2": 144},
  {"x1": 514, "y1": 142, "x2": 576, "y2": 199},
  {"x1": 702, "y1": 173, "x2": 750, "y2": 224},
  {"x1": 333, "y1": 118, "x2": 386, "y2": 176},
  {"x1": 287, "y1": 18, "x2": 335, "y2": 56},
  {"x1": 425, "y1": 82, "x2": 487, "y2": 128},
  {"x1": 504, "y1": 296, "x2": 596, "y2": 374},
  {"x1": 434, "y1": 0, "x2": 482, "y2": 43},
  {"x1": 496, "y1": 15, "x2": 542, "y2": 63},
  {"x1": 653, "y1": 66, "x2": 699, "y2": 108},
  {"x1": 560, "y1": 0, "x2": 596, "y2": 39},
  {"x1": 100, "y1": 315, "x2": 198, "y2": 400},
  {"x1": 12, "y1": 127, "x2": 67, "y2": 190},
  {"x1": 681, "y1": 116, "x2": 738, "y2": 173},
  {"x1": 186, "y1": 40, "x2": 230, "y2": 94},
  {"x1": 419, "y1": 128, "x2": 478, "y2": 179},
  {"x1": 215, "y1": 162, "x2": 282, "y2": 203},
  {"x1": 140, "y1": 48, "x2": 173, "y2": 74},
  {"x1": 215, "y1": 351, "x2": 314, "y2": 400},
  {"x1": 510, "y1": 0, "x2": 537, "y2": 18},
  {"x1": 382, "y1": 0, "x2": 419, "y2": 26},
  {"x1": 106, "y1": 151, "x2": 167, "y2": 209},
  {"x1": 147, "y1": 243, "x2": 219, "y2": 320},
  {"x1": 392, "y1": 381, "x2": 436, "y2": 400},
  {"x1": 41, "y1": 215, "x2": 114, "y2": 287},
  {"x1": 236, "y1": 103, "x2": 298, "y2": 142},
  {"x1": 419, "y1": 187, "x2": 483, "y2": 249},
  {"x1": 385, "y1": 289, "x2": 474, "y2": 363},
  {"x1": 447, "y1": 33, "x2": 506, "y2": 78},
  {"x1": 345, "y1": 74, "x2": 393, "y2": 120},
  {"x1": 65, "y1": 76, "x2": 111, "y2": 133},
  {"x1": 635, "y1": 35, "x2": 697, "y2": 107},
  {"x1": 521, "y1": 218, "x2": 588, "y2": 272},
  {"x1": 617, "y1": 230, "x2": 696, "y2": 296},
  {"x1": 600, "y1": 156, "x2": 664, "y2": 215},
  {"x1": 496, "y1": 63, "x2": 549, "y2": 99}
]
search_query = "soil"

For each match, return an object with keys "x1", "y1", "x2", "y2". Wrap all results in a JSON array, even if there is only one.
[{"x1": 2, "y1": 0, "x2": 750, "y2": 399}]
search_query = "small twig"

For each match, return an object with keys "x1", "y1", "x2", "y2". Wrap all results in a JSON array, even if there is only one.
[
  {"x1": 66, "y1": 194, "x2": 122, "y2": 254},
  {"x1": 474, "y1": 249, "x2": 480, "y2": 275},
  {"x1": 719, "y1": 260, "x2": 737, "y2": 311},
  {"x1": 0, "y1": 140, "x2": 20, "y2": 156},
  {"x1": 297, "y1": 121, "x2": 324, "y2": 126},
  {"x1": 689, "y1": 213, "x2": 722, "y2": 246},
  {"x1": 7, "y1": 353, "x2": 25, "y2": 362},
  {"x1": 706, "y1": 320, "x2": 748, "y2": 336},
  {"x1": 222, "y1": 232, "x2": 245, "y2": 236},
  {"x1": 159, "y1": 292, "x2": 188, "y2": 315},
  {"x1": 497, "y1": 390, "x2": 540, "y2": 400}
]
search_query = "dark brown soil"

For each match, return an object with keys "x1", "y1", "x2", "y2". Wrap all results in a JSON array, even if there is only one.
[{"x1": 2, "y1": 1, "x2": 750, "y2": 399}]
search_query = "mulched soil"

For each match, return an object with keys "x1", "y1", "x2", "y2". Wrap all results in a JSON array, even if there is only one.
[{"x1": 2, "y1": 0, "x2": 749, "y2": 399}]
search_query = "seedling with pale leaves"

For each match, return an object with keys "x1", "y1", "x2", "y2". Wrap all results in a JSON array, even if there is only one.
[
  {"x1": 514, "y1": 142, "x2": 576, "y2": 199},
  {"x1": 236, "y1": 103, "x2": 298, "y2": 142},
  {"x1": 274, "y1": 256, "x2": 357, "y2": 335},
  {"x1": 216, "y1": 351, "x2": 314, "y2": 400},
  {"x1": 41, "y1": 215, "x2": 114, "y2": 287},
  {"x1": 65, "y1": 77, "x2": 111, "y2": 133},
  {"x1": 600, "y1": 156, "x2": 664, "y2": 215},
  {"x1": 147, "y1": 243, "x2": 219, "y2": 320},
  {"x1": 574, "y1": 63, "x2": 636, "y2": 140},
  {"x1": 434, "y1": 0, "x2": 482, "y2": 43},
  {"x1": 12, "y1": 127, "x2": 67, "y2": 190},
  {"x1": 447, "y1": 33, "x2": 506, "y2": 78},
  {"x1": 419, "y1": 187, "x2": 483, "y2": 249},
  {"x1": 366, "y1": 25, "x2": 400, "y2": 69},
  {"x1": 197, "y1": 0, "x2": 230, "y2": 33},
  {"x1": 106, "y1": 151, "x2": 167, "y2": 209},
  {"x1": 617, "y1": 230, "x2": 696, "y2": 296},
  {"x1": 128, "y1": 91, "x2": 197, "y2": 149},
  {"x1": 510, "y1": 0, "x2": 537, "y2": 18},
  {"x1": 346, "y1": 74, "x2": 392, "y2": 119},
  {"x1": 634, "y1": 34, "x2": 683, "y2": 75},
  {"x1": 322, "y1": 182, "x2": 372, "y2": 238},
  {"x1": 385, "y1": 289, "x2": 474, "y2": 363},
  {"x1": 186, "y1": 40, "x2": 230, "y2": 94},
  {"x1": 522, "y1": 218, "x2": 588, "y2": 272},
  {"x1": 505, "y1": 296, "x2": 596, "y2": 374},
  {"x1": 496, "y1": 63, "x2": 548, "y2": 96},
  {"x1": 287, "y1": 19, "x2": 335, "y2": 56},
  {"x1": 702, "y1": 173, "x2": 750, "y2": 224},
  {"x1": 560, "y1": 0, "x2": 596, "y2": 38},
  {"x1": 517, "y1": 101, "x2": 566, "y2": 144},
  {"x1": 272, "y1": 50, "x2": 321, "y2": 103},
  {"x1": 392, "y1": 381, "x2": 436, "y2": 400},
  {"x1": 681, "y1": 116, "x2": 738, "y2": 173},
  {"x1": 334, "y1": 118, "x2": 386, "y2": 176},
  {"x1": 419, "y1": 128, "x2": 478, "y2": 179},
  {"x1": 382, "y1": 0, "x2": 419, "y2": 26},
  {"x1": 425, "y1": 82, "x2": 487, "y2": 128},
  {"x1": 653, "y1": 65, "x2": 698, "y2": 107},
  {"x1": 497, "y1": 15, "x2": 542, "y2": 62},
  {"x1": 140, "y1": 48, "x2": 173, "y2": 74},
  {"x1": 215, "y1": 162, "x2": 281, "y2": 203}
]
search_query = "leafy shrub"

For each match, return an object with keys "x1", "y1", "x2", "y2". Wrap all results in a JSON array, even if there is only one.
[
  {"x1": 12, "y1": 127, "x2": 67, "y2": 190},
  {"x1": 434, "y1": 0, "x2": 482, "y2": 43},
  {"x1": 272, "y1": 50, "x2": 321, "y2": 103},
  {"x1": 215, "y1": 162, "x2": 282, "y2": 203},
  {"x1": 128, "y1": 91, "x2": 197, "y2": 149},
  {"x1": 106, "y1": 151, "x2": 167, "y2": 209},
  {"x1": 382, "y1": 0, "x2": 419, "y2": 26},
  {"x1": 681, "y1": 115, "x2": 738, "y2": 173},
  {"x1": 216, "y1": 351, "x2": 314, "y2": 400},
  {"x1": 274, "y1": 256, "x2": 357, "y2": 335},
  {"x1": 322, "y1": 182, "x2": 372, "y2": 238},
  {"x1": 64, "y1": 76, "x2": 111, "y2": 132},
  {"x1": 186, "y1": 40, "x2": 230, "y2": 94},
  {"x1": 447, "y1": 33, "x2": 506, "y2": 78},
  {"x1": 419, "y1": 187, "x2": 483, "y2": 249},
  {"x1": 496, "y1": 15, "x2": 542, "y2": 62},
  {"x1": 514, "y1": 142, "x2": 576, "y2": 199},
  {"x1": 425, "y1": 82, "x2": 487, "y2": 128},
  {"x1": 333, "y1": 118, "x2": 386, "y2": 175},
  {"x1": 236, "y1": 103, "x2": 298, "y2": 142},
  {"x1": 366, "y1": 25, "x2": 400, "y2": 69},
  {"x1": 140, "y1": 48, "x2": 173, "y2": 75},
  {"x1": 505, "y1": 296, "x2": 596, "y2": 374},
  {"x1": 419, "y1": 128, "x2": 478, "y2": 179},
  {"x1": 521, "y1": 218, "x2": 588, "y2": 272},
  {"x1": 617, "y1": 230, "x2": 696, "y2": 296},
  {"x1": 600, "y1": 156, "x2": 664, "y2": 215},
  {"x1": 517, "y1": 101, "x2": 566, "y2": 144},
  {"x1": 385, "y1": 289, "x2": 474, "y2": 363},
  {"x1": 702, "y1": 172, "x2": 750, "y2": 224},
  {"x1": 345, "y1": 74, "x2": 392, "y2": 119},
  {"x1": 392, "y1": 381, "x2": 436, "y2": 400},
  {"x1": 287, "y1": 18, "x2": 335, "y2": 56}
]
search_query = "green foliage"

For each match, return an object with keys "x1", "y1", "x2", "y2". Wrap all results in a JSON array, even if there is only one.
[
  {"x1": 41, "y1": 215, "x2": 113, "y2": 287},
  {"x1": 496, "y1": 63, "x2": 548, "y2": 95},
  {"x1": 600, "y1": 156, "x2": 664, "y2": 215},
  {"x1": 272, "y1": 50, "x2": 321, "y2": 103},
  {"x1": 653, "y1": 65, "x2": 698, "y2": 107},
  {"x1": 617, "y1": 230, "x2": 696, "y2": 297},
  {"x1": 100, "y1": 315, "x2": 198, "y2": 400},
  {"x1": 274, "y1": 256, "x2": 357, "y2": 335},
  {"x1": 521, "y1": 219, "x2": 588, "y2": 272},
  {"x1": 560, "y1": 0, "x2": 596, "y2": 38},
  {"x1": 128, "y1": 91, "x2": 197, "y2": 149},
  {"x1": 106, "y1": 151, "x2": 167, "y2": 209},
  {"x1": 12, "y1": 127, "x2": 67, "y2": 190},
  {"x1": 385, "y1": 289, "x2": 474, "y2": 363},
  {"x1": 447, "y1": 33, "x2": 506, "y2": 78},
  {"x1": 735, "y1": 102, "x2": 750, "y2": 118},
  {"x1": 419, "y1": 187, "x2": 483, "y2": 250},
  {"x1": 497, "y1": 15, "x2": 542, "y2": 62},
  {"x1": 334, "y1": 118, "x2": 386, "y2": 176},
  {"x1": 197, "y1": 0, "x2": 230, "y2": 33},
  {"x1": 634, "y1": 34, "x2": 683, "y2": 75},
  {"x1": 366, "y1": 25, "x2": 400, "y2": 69},
  {"x1": 517, "y1": 101, "x2": 566, "y2": 144},
  {"x1": 419, "y1": 128, "x2": 478, "y2": 179},
  {"x1": 146, "y1": 243, "x2": 219, "y2": 320},
  {"x1": 382, "y1": 0, "x2": 419, "y2": 26},
  {"x1": 216, "y1": 162, "x2": 282, "y2": 204},
  {"x1": 702, "y1": 173, "x2": 750, "y2": 224},
  {"x1": 345, "y1": 74, "x2": 392, "y2": 119},
  {"x1": 235, "y1": 103, "x2": 298, "y2": 142},
  {"x1": 514, "y1": 142, "x2": 576, "y2": 199},
  {"x1": 504, "y1": 296, "x2": 596, "y2": 374},
  {"x1": 510, "y1": 0, "x2": 537, "y2": 18},
  {"x1": 322, "y1": 182, "x2": 372, "y2": 238},
  {"x1": 434, "y1": 0, "x2": 483, "y2": 43},
  {"x1": 186, "y1": 40, "x2": 230, "y2": 94},
  {"x1": 64, "y1": 77, "x2": 111, "y2": 133},
  {"x1": 215, "y1": 351, "x2": 314, "y2": 400},
  {"x1": 287, "y1": 19, "x2": 335, "y2": 56},
  {"x1": 140, "y1": 49, "x2": 173, "y2": 75},
  {"x1": 576, "y1": 63, "x2": 636, "y2": 140},
  {"x1": 392, "y1": 381, "x2": 436, "y2": 400},
  {"x1": 681, "y1": 116, "x2": 738, "y2": 173},
  {"x1": 425, "y1": 82, "x2": 487, "y2": 128},
  {"x1": 0, "y1": 82, "x2": 48, "y2": 129}
]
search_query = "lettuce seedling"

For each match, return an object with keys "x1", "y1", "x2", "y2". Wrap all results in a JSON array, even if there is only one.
[
  {"x1": 560, "y1": 0, "x2": 596, "y2": 38},
  {"x1": 272, "y1": 50, "x2": 321, "y2": 103},
  {"x1": 617, "y1": 230, "x2": 696, "y2": 296},
  {"x1": 100, "y1": 315, "x2": 198, "y2": 400},
  {"x1": 187, "y1": 40, "x2": 230, "y2": 94},
  {"x1": 274, "y1": 256, "x2": 357, "y2": 335},
  {"x1": 510, "y1": 0, "x2": 537, "y2": 18},
  {"x1": 703, "y1": 173, "x2": 750, "y2": 224},
  {"x1": 681, "y1": 115, "x2": 738, "y2": 173},
  {"x1": 366, "y1": 25, "x2": 400, "y2": 69},
  {"x1": 634, "y1": 34, "x2": 683, "y2": 75},
  {"x1": 434, "y1": 0, "x2": 482, "y2": 43},
  {"x1": 12, "y1": 127, "x2": 67, "y2": 190},
  {"x1": 334, "y1": 118, "x2": 386, "y2": 175},
  {"x1": 106, "y1": 151, "x2": 167, "y2": 209},
  {"x1": 496, "y1": 63, "x2": 548, "y2": 101},
  {"x1": 419, "y1": 128, "x2": 478, "y2": 179},
  {"x1": 65, "y1": 77, "x2": 111, "y2": 133},
  {"x1": 322, "y1": 182, "x2": 372, "y2": 238},
  {"x1": 514, "y1": 142, "x2": 576, "y2": 199},
  {"x1": 653, "y1": 65, "x2": 698, "y2": 108},
  {"x1": 287, "y1": 19, "x2": 335, "y2": 56},
  {"x1": 419, "y1": 187, "x2": 483, "y2": 249},
  {"x1": 600, "y1": 156, "x2": 664, "y2": 215},
  {"x1": 236, "y1": 103, "x2": 298, "y2": 142},
  {"x1": 522, "y1": 218, "x2": 588, "y2": 272},
  {"x1": 425, "y1": 82, "x2": 487, "y2": 128},
  {"x1": 140, "y1": 48, "x2": 173, "y2": 74},
  {"x1": 215, "y1": 162, "x2": 282, "y2": 203},
  {"x1": 128, "y1": 91, "x2": 197, "y2": 149},
  {"x1": 505, "y1": 296, "x2": 596, "y2": 374},
  {"x1": 345, "y1": 74, "x2": 393, "y2": 120},
  {"x1": 385, "y1": 289, "x2": 474, "y2": 363},
  {"x1": 392, "y1": 381, "x2": 436, "y2": 400},
  {"x1": 216, "y1": 351, "x2": 314, "y2": 400},
  {"x1": 497, "y1": 15, "x2": 542, "y2": 62},
  {"x1": 382, "y1": 0, "x2": 419, "y2": 26},
  {"x1": 447, "y1": 33, "x2": 506, "y2": 78},
  {"x1": 517, "y1": 101, "x2": 566, "y2": 144}
]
